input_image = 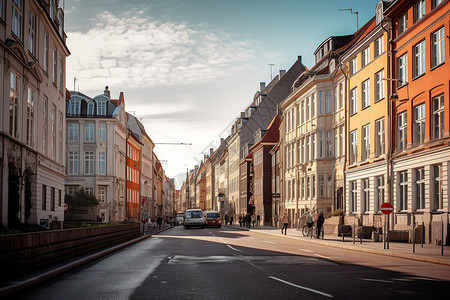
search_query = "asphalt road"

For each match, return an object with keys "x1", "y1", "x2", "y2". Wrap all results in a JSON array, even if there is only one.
[{"x1": 15, "y1": 226, "x2": 450, "y2": 299}]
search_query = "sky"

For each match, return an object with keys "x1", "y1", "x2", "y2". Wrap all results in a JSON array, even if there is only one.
[{"x1": 64, "y1": 0, "x2": 381, "y2": 188}]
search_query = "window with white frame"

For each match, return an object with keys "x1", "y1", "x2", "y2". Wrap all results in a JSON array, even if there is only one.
[
  {"x1": 415, "y1": 168, "x2": 425, "y2": 210},
  {"x1": 326, "y1": 131, "x2": 332, "y2": 157},
  {"x1": 0, "y1": 0, "x2": 5, "y2": 20},
  {"x1": 319, "y1": 90, "x2": 324, "y2": 115},
  {"x1": 311, "y1": 134, "x2": 316, "y2": 160},
  {"x1": 374, "y1": 36, "x2": 384, "y2": 58},
  {"x1": 305, "y1": 135, "x2": 310, "y2": 162},
  {"x1": 85, "y1": 123, "x2": 95, "y2": 142},
  {"x1": 351, "y1": 181, "x2": 357, "y2": 212},
  {"x1": 43, "y1": 97, "x2": 48, "y2": 154},
  {"x1": 26, "y1": 87, "x2": 35, "y2": 147},
  {"x1": 319, "y1": 175, "x2": 324, "y2": 197},
  {"x1": 375, "y1": 69, "x2": 385, "y2": 102},
  {"x1": 362, "y1": 124, "x2": 370, "y2": 160},
  {"x1": 69, "y1": 99, "x2": 81, "y2": 116},
  {"x1": 68, "y1": 123, "x2": 79, "y2": 141},
  {"x1": 59, "y1": 56, "x2": 63, "y2": 92},
  {"x1": 362, "y1": 79, "x2": 370, "y2": 109},
  {"x1": 28, "y1": 10, "x2": 36, "y2": 56},
  {"x1": 398, "y1": 53, "x2": 408, "y2": 86},
  {"x1": 98, "y1": 186, "x2": 107, "y2": 203},
  {"x1": 10, "y1": 72, "x2": 19, "y2": 138},
  {"x1": 87, "y1": 101, "x2": 94, "y2": 116},
  {"x1": 312, "y1": 175, "x2": 316, "y2": 198},
  {"x1": 363, "y1": 178, "x2": 370, "y2": 212},
  {"x1": 307, "y1": 176, "x2": 311, "y2": 198},
  {"x1": 67, "y1": 186, "x2": 78, "y2": 195},
  {"x1": 326, "y1": 90, "x2": 332, "y2": 113},
  {"x1": 306, "y1": 96, "x2": 310, "y2": 120},
  {"x1": 362, "y1": 47, "x2": 370, "y2": 68},
  {"x1": 350, "y1": 57, "x2": 357, "y2": 75},
  {"x1": 399, "y1": 171, "x2": 408, "y2": 211},
  {"x1": 85, "y1": 187, "x2": 94, "y2": 195},
  {"x1": 350, "y1": 130, "x2": 358, "y2": 164},
  {"x1": 53, "y1": 48, "x2": 57, "y2": 84},
  {"x1": 350, "y1": 87, "x2": 358, "y2": 115},
  {"x1": 59, "y1": 111, "x2": 63, "y2": 161},
  {"x1": 432, "y1": 0, "x2": 443, "y2": 8},
  {"x1": 52, "y1": 105, "x2": 56, "y2": 158},
  {"x1": 433, "y1": 165, "x2": 443, "y2": 210},
  {"x1": 433, "y1": 94, "x2": 444, "y2": 139},
  {"x1": 85, "y1": 151, "x2": 94, "y2": 175},
  {"x1": 375, "y1": 118, "x2": 385, "y2": 157},
  {"x1": 339, "y1": 82, "x2": 344, "y2": 109},
  {"x1": 311, "y1": 94, "x2": 316, "y2": 118},
  {"x1": 339, "y1": 126, "x2": 344, "y2": 157},
  {"x1": 319, "y1": 132, "x2": 324, "y2": 158},
  {"x1": 68, "y1": 151, "x2": 78, "y2": 175},
  {"x1": 399, "y1": 12, "x2": 408, "y2": 34},
  {"x1": 413, "y1": 104, "x2": 425, "y2": 146},
  {"x1": 397, "y1": 111, "x2": 407, "y2": 151},
  {"x1": 98, "y1": 151, "x2": 106, "y2": 175},
  {"x1": 99, "y1": 124, "x2": 106, "y2": 142},
  {"x1": 431, "y1": 27, "x2": 445, "y2": 68},
  {"x1": 413, "y1": 40, "x2": 426, "y2": 78},
  {"x1": 413, "y1": 0, "x2": 426, "y2": 23},
  {"x1": 300, "y1": 101, "x2": 305, "y2": 124},
  {"x1": 375, "y1": 176, "x2": 384, "y2": 212},
  {"x1": 12, "y1": 0, "x2": 23, "y2": 40},
  {"x1": 44, "y1": 32, "x2": 49, "y2": 73},
  {"x1": 301, "y1": 138, "x2": 305, "y2": 163}
]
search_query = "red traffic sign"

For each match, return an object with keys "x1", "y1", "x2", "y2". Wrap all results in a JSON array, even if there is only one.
[{"x1": 380, "y1": 202, "x2": 393, "y2": 215}]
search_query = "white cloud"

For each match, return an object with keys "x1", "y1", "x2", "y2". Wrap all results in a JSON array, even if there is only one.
[{"x1": 66, "y1": 11, "x2": 253, "y2": 90}]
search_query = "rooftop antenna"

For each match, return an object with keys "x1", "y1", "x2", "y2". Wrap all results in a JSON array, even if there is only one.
[
  {"x1": 268, "y1": 63, "x2": 275, "y2": 81},
  {"x1": 338, "y1": 8, "x2": 359, "y2": 30},
  {"x1": 73, "y1": 77, "x2": 77, "y2": 91}
]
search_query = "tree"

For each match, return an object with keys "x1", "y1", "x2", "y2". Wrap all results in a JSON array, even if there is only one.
[{"x1": 65, "y1": 189, "x2": 99, "y2": 221}]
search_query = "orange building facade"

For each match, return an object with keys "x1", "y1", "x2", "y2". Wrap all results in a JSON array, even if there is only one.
[
  {"x1": 385, "y1": 0, "x2": 449, "y2": 240},
  {"x1": 126, "y1": 139, "x2": 141, "y2": 221}
]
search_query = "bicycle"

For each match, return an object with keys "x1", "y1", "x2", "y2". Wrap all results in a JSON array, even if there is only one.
[{"x1": 302, "y1": 223, "x2": 324, "y2": 239}]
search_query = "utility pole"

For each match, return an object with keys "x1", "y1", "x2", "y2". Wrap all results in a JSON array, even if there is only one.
[{"x1": 338, "y1": 8, "x2": 359, "y2": 30}]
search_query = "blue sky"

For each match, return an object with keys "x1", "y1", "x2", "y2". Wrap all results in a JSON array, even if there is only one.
[{"x1": 65, "y1": 0, "x2": 381, "y2": 187}]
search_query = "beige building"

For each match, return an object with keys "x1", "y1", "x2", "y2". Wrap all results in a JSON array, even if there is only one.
[{"x1": 1, "y1": 0, "x2": 69, "y2": 228}]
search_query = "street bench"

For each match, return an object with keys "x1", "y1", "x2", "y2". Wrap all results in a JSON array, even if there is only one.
[{"x1": 338, "y1": 225, "x2": 352, "y2": 242}]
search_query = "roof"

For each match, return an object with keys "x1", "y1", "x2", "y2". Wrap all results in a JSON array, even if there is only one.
[{"x1": 249, "y1": 115, "x2": 281, "y2": 152}]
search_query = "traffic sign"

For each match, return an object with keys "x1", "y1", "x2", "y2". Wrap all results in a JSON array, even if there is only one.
[{"x1": 380, "y1": 202, "x2": 393, "y2": 215}]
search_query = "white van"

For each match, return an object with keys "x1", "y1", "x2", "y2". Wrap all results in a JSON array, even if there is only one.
[{"x1": 184, "y1": 209, "x2": 204, "y2": 229}]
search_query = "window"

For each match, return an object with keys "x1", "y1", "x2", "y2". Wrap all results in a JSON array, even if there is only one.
[
  {"x1": 375, "y1": 176, "x2": 384, "y2": 212},
  {"x1": 69, "y1": 99, "x2": 81, "y2": 116},
  {"x1": 350, "y1": 130, "x2": 358, "y2": 164},
  {"x1": 399, "y1": 171, "x2": 408, "y2": 211},
  {"x1": 43, "y1": 97, "x2": 48, "y2": 154},
  {"x1": 325, "y1": 90, "x2": 332, "y2": 113},
  {"x1": 306, "y1": 96, "x2": 310, "y2": 120},
  {"x1": 312, "y1": 175, "x2": 316, "y2": 198},
  {"x1": 375, "y1": 69, "x2": 385, "y2": 102},
  {"x1": 26, "y1": 88, "x2": 35, "y2": 147},
  {"x1": 305, "y1": 135, "x2": 310, "y2": 162},
  {"x1": 397, "y1": 112, "x2": 407, "y2": 151},
  {"x1": 49, "y1": 0, "x2": 54, "y2": 19},
  {"x1": 12, "y1": 0, "x2": 23, "y2": 40},
  {"x1": 99, "y1": 124, "x2": 106, "y2": 142},
  {"x1": 433, "y1": 94, "x2": 444, "y2": 139},
  {"x1": 413, "y1": 104, "x2": 425, "y2": 146},
  {"x1": 85, "y1": 151, "x2": 94, "y2": 175},
  {"x1": 375, "y1": 118, "x2": 385, "y2": 157},
  {"x1": 44, "y1": 32, "x2": 49, "y2": 73},
  {"x1": 319, "y1": 175, "x2": 324, "y2": 197},
  {"x1": 68, "y1": 151, "x2": 78, "y2": 175},
  {"x1": 399, "y1": 12, "x2": 408, "y2": 34},
  {"x1": 307, "y1": 177, "x2": 310, "y2": 198},
  {"x1": 311, "y1": 134, "x2": 316, "y2": 160},
  {"x1": 374, "y1": 36, "x2": 384, "y2": 58},
  {"x1": 85, "y1": 187, "x2": 94, "y2": 195},
  {"x1": 59, "y1": 56, "x2": 63, "y2": 92},
  {"x1": 339, "y1": 82, "x2": 344, "y2": 109},
  {"x1": 362, "y1": 124, "x2": 370, "y2": 160},
  {"x1": 98, "y1": 151, "x2": 106, "y2": 175},
  {"x1": 300, "y1": 101, "x2": 305, "y2": 123},
  {"x1": 432, "y1": 0, "x2": 443, "y2": 8},
  {"x1": 50, "y1": 187, "x2": 55, "y2": 211},
  {"x1": 326, "y1": 131, "x2": 332, "y2": 157},
  {"x1": 413, "y1": 0, "x2": 426, "y2": 23},
  {"x1": 431, "y1": 27, "x2": 445, "y2": 68},
  {"x1": 319, "y1": 132, "x2": 324, "y2": 158},
  {"x1": 311, "y1": 94, "x2": 316, "y2": 118},
  {"x1": 319, "y1": 90, "x2": 324, "y2": 114},
  {"x1": 363, "y1": 178, "x2": 370, "y2": 212},
  {"x1": 98, "y1": 186, "x2": 107, "y2": 203},
  {"x1": 68, "y1": 123, "x2": 79, "y2": 141},
  {"x1": 86, "y1": 101, "x2": 94, "y2": 116},
  {"x1": 351, "y1": 181, "x2": 357, "y2": 212},
  {"x1": 398, "y1": 53, "x2": 408, "y2": 85},
  {"x1": 85, "y1": 123, "x2": 95, "y2": 142},
  {"x1": 52, "y1": 105, "x2": 56, "y2": 158},
  {"x1": 413, "y1": 41, "x2": 426, "y2": 78},
  {"x1": 362, "y1": 79, "x2": 370, "y2": 109},
  {"x1": 97, "y1": 100, "x2": 107, "y2": 116},
  {"x1": 415, "y1": 168, "x2": 425, "y2": 210},
  {"x1": 433, "y1": 165, "x2": 442, "y2": 210},
  {"x1": 350, "y1": 88, "x2": 357, "y2": 115},
  {"x1": 10, "y1": 72, "x2": 19, "y2": 138},
  {"x1": 0, "y1": 0, "x2": 5, "y2": 20},
  {"x1": 59, "y1": 111, "x2": 63, "y2": 160},
  {"x1": 362, "y1": 47, "x2": 370, "y2": 68},
  {"x1": 42, "y1": 185, "x2": 47, "y2": 210},
  {"x1": 339, "y1": 126, "x2": 344, "y2": 157},
  {"x1": 28, "y1": 11, "x2": 36, "y2": 56},
  {"x1": 350, "y1": 57, "x2": 357, "y2": 75},
  {"x1": 53, "y1": 48, "x2": 57, "y2": 83}
]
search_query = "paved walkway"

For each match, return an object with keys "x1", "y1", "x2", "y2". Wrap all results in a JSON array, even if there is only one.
[{"x1": 224, "y1": 224, "x2": 450, "y2": 266}]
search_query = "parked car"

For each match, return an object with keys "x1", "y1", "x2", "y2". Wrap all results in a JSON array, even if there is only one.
[
  {"x1": 184, "y1": 209, "x2": 205, "y2": 229},
  {"x1": 204, "y1": 211, "x2": 221, "y2": 228},
  {"x1": 175, "y1": 212, "x2": 184, "y2": 225}
]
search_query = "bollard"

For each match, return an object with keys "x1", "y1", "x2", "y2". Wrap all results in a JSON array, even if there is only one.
[
  {"x1": 442, "y1": 221, "x2": 444, "y2": 256},
  {"x1": 353, "y1": 222, "x2": 355, "y2": 245},
  {"x1": 421, "y1": 222, "x2": 424, "y2": 248},
  {"x1": 412, "y1": 215, "x2": 415, "y2": 254}
]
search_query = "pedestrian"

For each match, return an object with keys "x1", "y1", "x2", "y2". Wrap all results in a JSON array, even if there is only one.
[
  {"x1": 246, "y1": 213, "x2": 251, "y2": 228},
  {"x1": 230, "y1": 215, "x2": 234, "y2": 225},
  {"x1": 316, "y1": 211, "x2": 325, "y2": 239},
  {"x1": 251, "y1": 214, "x2": 256, "y2": 227},
  {"x1": 239, "y1": 215, "x2": 243, "y2": 227},
  {"x1": 257, "y1": 214, "x2": 260, "y2": 226},
  {"x1": 307, "y1": 212, "x2": 314, "y2": 237},
  {"x1": 157, "y1": 216, "x2": 163, "y2": 230},
  {"x1": 281, "y1": 214, "x2": 288, "y2": 235},
  {"x1": 225, "y1": 215, "x2": 229, "y2": 225}
]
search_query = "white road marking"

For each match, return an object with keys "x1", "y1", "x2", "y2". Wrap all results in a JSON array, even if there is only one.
[
  {"x1": 264, "y1": 241, "x2": 276, "y2": 244},
  {"x1": 314, "y1": 254, "x2": 332, "y2": 260},
  {"x1": 227, "y1": 244, "x2": 242, "y2": 252},
  {"x1": 362, "y1": 278, "x2": 393, "y2": 283},
  {"x1": 269, "y1": 276, "x2": 333, "y2": 298},
  {"x1": 298, "y1": 248, "x2": 314, "y2": 253}
]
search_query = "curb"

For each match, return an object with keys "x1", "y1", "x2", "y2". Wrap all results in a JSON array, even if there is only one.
[
  {"x1": 224, "y1": 225, "x2": 450, "y2": 266},
  {"x1": 0, "y1": 226, "x2": 173, "y2": 296}
]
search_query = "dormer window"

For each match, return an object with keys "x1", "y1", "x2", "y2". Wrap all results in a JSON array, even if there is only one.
[
  {"x1": 87, "y1": 101, "x2": 94, "y2": 116},
  {"x1": 97, "y1": 100, "x2": 107, "y2": 116},
  {"x1": 69, "y1": 99, "x2": 81, "y2": 116},
  {"x1": 376, "y1": 2, "x2": 383, "y2": 25},
  {"x1": 414, "y1": 0, "x2": 426, "y2": 23},
  {"x1": 49, "y1": 0, "x2": 54, "y2": 20}
]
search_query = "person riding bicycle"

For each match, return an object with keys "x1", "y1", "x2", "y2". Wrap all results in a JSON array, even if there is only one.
[
  {"x1": 307, "y1": 213, "x2": 314, "y2": 236},
  {"x1": 316, "y1": 211, "x2": 325, "y2": 239}
]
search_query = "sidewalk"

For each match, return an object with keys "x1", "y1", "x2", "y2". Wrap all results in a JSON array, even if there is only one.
[{"x1": 224, "y1": 224, "x2": 450, "y2": 266}]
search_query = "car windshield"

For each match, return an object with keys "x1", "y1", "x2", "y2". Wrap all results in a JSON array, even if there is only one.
[
  {"x1": 187, "y1": 211, "x2": 202, "y2": 218},
  {"x1": 206, "y1": 212, "x2": 219, "y2": 218}
]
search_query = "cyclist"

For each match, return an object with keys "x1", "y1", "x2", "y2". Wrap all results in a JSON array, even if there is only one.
[{"x1": 307, "y1": 213, "x2": 314, "y2": 237}]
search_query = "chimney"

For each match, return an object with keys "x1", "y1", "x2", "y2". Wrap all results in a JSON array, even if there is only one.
[
  {"x1": 259, "y1": 82, "x2": 266, "y2": 92},
  {"x1": 240, "y1": 112, "x2": 246, "y2": 118},
  {"x1": 104, "y1": 86, "x2": 111, "y2": 98},
  {"x1": 210, "y1": 148, "x2": 214, "y2": 156},
  {"x1": 279, "y1": 70, "x2": 286, "y2": 79},
  {"x1": 298, "y1": 55, "x2": 302, "y2": 64}
]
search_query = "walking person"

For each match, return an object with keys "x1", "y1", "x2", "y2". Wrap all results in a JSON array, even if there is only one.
[
  {"x1": 251, "y1": 214, "x2": 256, "y2": 227},
  {"x1": 316, "y1": 211, "x2": 325, "y2": 239},
  {"x1": 225, "y1": 215, "x2": 229, "y2": 225},
  {"x1": 230, "y1": 215, "x2": 234, "y2": 225},
  {"x1": 307, "y1": 212, "x2": 314, "y2": 237},
  {"x1": 157, "y1": 216, "x2": 163, "y2": 230},
  {"x1": 281, "y1": 214, "x2": 288, "y2": 235},
  {"x1": 239, "y1": 215, "x2": 243, "y2": 227}
]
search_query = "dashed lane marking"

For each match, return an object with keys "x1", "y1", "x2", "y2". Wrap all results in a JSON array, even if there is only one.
[{"x1": 269, "y1": 276, "x2": 333, "y2": 298}]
